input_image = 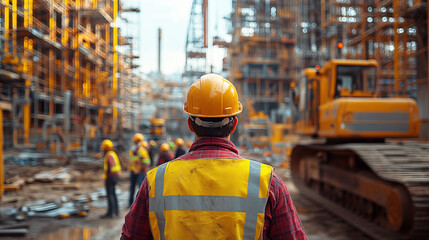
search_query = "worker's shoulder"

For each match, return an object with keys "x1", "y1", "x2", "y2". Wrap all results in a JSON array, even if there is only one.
[
  {"x1": 138, "y1": 145, "x2": 148, "y2": 152},
  {"x1": 106, "y1": 150, "x2": 119, "y2": 158},
  {"x1": 240, "y1": 157, "x2": 273, "y2": 169},
  {"x1": 268, "y1": 171, "x2": 292, "y2": 195}
]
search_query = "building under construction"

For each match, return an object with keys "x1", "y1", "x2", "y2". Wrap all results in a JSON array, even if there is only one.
[
  {"x1": 0, "y1": 0, "x2": 140, "y2": 152},
  {"x1": 228, "y1": 0, "x2": 298, "y2": 117}
]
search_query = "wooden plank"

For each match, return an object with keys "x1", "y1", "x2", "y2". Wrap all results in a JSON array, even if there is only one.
[
  {"x1": 51, "y1": 183, "x2": 81, "y2": 190},
  {"x1": 5, "y1": 176, "x2": 21, "y2": 184},
  {"x1": 4, "y1": 184, "x2": 20, "y2": 192},
  {"x1": 0, "y1": 223, "x2": 29, "y2": 230},
  {"x1": 0, "y1": 228, "x2": 28, "y2": 236}
]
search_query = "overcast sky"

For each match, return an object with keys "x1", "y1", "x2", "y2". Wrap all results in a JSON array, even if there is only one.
[{"x1": 119, "y1": 0, "x2": 232, "y2": 76}]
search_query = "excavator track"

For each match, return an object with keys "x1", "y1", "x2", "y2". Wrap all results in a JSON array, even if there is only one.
[{"x1": 291, "y1": 142, "x2": 429, "y2": 240}]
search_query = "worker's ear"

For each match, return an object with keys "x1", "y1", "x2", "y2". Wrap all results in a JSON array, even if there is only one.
[
  {"x1": 187, "y1": 118, "x2": 195, "y2": 133},
  {"x1": 230, "y1": 117, "x2": 238, "y2": 134}
]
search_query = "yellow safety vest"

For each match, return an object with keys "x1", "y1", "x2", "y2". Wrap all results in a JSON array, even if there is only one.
[
  {"x1": 103, "y1": 151, "x2": 121, "y2": 180},
  {"x1": 147, "y1": 158, "x2": 273, "y2": 240},
  {"x1": 129, "y1": 146, "x2": 151, "y2": 173}
]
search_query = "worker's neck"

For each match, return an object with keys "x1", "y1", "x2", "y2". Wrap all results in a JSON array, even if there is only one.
[{"x1": 194, "y1": 134, "x2": 230, "y2": 141}]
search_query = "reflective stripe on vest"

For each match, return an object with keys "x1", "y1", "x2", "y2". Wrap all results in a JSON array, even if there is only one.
[
  {"x1": 147, "y1": 158, "x2": 272, "y2": 240},
  {"x1": 103, "y1": 151, "x2": 121, "y2": 179}
]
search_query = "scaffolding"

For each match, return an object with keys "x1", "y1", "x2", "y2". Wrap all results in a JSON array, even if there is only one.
[
  {"x1": 345, "y1": 0, "x2": 426, "y2": 98},
  {"x1": 183, "y1": 0, "x2": 207, "y2": 85},
  {"x1": 228, "y1": 0, "x2": 298, "y2": 116},
  {"x1": 0, "y1": 0, "x2": 139, "y2": 153},
  {"x1": 296, "y1": 0, "x2": 427, "y2": 97}
]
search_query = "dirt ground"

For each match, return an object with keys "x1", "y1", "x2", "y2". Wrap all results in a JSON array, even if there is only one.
[
  {"x1": 0, "y1": 150, "x2": 133, "y2": 240},
  {"x1": 1, "y1": 151, "x2": 372, "y2": 240}
]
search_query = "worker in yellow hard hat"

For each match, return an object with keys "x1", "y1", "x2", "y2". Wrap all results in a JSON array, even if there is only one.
[
  {"x1": 174, "y1": 137, "x2": 187, "y2": 158},
  {"x1": 101, "y1": 139, "x2": 121, "y2": 218},
  {"x1": 128, "y1": 133, "x2": 150, "y2": 208},
  {"x1": 157, "y1": 143, "x2": 172, "y2": 166},
  {"x1": 121, "y1": 74, "x2": 308, "y2": 239}
]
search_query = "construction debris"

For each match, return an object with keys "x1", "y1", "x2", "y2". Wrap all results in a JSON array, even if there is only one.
[
  {"x1": 33, "y1": 168, "x2": 73, "y2": 183},
  {"x1": 0, "y1": 228, "x2": 29, "y2": 236},
  {"x1": 51, "y1": 183, "x2": 81, "y2": 190},
  {"x1": 0, "y1": 198, "x2": 90, "y2": 225},
  {"x1": 3, "y1": 185, "x2": 21, "y2": 192},
  {"x1": 4, "y1": 176, "x2": 26, "y2": 192},
  {"x1": 4, "y1": 153, "x2": 60, "y2": 166}
]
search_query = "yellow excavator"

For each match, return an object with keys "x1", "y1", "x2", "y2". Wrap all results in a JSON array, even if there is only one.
[
  {"x1": 291, "y1": 59, "x2": 428, "y2": 239},
  {"x1": 243, "y1": 97, "x2": 270, "y2": 150},
  {"x1": 149, "y1": 118, "x2": 166, "y2": 141}
]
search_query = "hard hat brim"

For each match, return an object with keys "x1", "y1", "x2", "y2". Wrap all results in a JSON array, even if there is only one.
[{"x1": 183, "y1": 102, "x2": 243, "y2": 118}]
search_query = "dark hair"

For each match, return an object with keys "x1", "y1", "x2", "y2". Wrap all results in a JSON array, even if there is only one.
[{"x1": 189, "y1": 116, "x2": 236, "y2": 138}]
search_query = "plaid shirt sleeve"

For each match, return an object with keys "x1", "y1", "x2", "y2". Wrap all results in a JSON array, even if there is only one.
[
  {"x1": 121, "y1": 177, "x2": 152, "y2": 239},
  {"x1": 264, "y1": 172, "x2": 308, "y2": 240}
]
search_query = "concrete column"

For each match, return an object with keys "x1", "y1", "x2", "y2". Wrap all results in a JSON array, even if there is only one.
[{"x1": 64, "y1": 91, "x2": 71, "y2": 157}]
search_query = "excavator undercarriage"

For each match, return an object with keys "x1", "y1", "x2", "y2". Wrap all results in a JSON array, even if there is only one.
[{"x1": 291, "y1": 142, "x2": 429, "y2": 240}]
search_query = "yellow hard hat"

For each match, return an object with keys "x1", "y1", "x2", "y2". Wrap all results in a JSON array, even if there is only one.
[
  {"x1": 149, "y1": 140, "x2": 156, "y2": 146},
  {"x1": 160, "y1": 143, "x2": 170, "y2": 152},
  {"x1": 175, "y1": 138, "x2": 184, "y2": 146},
  {"x1": 133, "y1": 133, "x2": 144, "y2": 142},
  {"x1": 183, "y1": 74, "x2": 242, "y2": 117},
  {"x1": 101, "y1": 139, "x2": 113, "y2": 151},
  {"x1": 142, "y1": 141, "x2": 148, "y2": 148}
]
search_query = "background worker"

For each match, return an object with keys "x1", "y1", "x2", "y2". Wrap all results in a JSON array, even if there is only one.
[
  {"x1": 168, "y1": 140, "x2": 175, "y2": 151},
  {"x1": 128, "y1": 133, "x2": 150, "y2": 208},
  {"x1": 141, "y1": 140, "x2": 151, "y2": 174},
  {"x1": 174, "y1": 137, "x2": 187, "y2": 158},
  {"x1": 141, "y1": 141, "x2": 151, "y2": 173},
  {"x1": 101, "y1": 139, "x2": 121, "y2": 218},
  {"x1": 148, "y1": 140, "x2": 157, "y2": 166},
  {"x1": 121, "y1": 74, "x2": 308, "y2": 239},
  {"x1": 157, "y1": 143, "x2": 172, "y2": 166},
  {"x1": 142, "y1": 140, "x2": 149, "y2": 152}
]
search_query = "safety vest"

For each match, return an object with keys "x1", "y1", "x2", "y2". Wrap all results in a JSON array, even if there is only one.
[
  {"x1": 103, "y1": 151, "x2": 121, "y2": 180},
  {"x1": 147, "y1": 158, "x2": 272, "y2": 240},
  {"x1": 129, "y1": 145, "x2": 151, "y2": 173}
]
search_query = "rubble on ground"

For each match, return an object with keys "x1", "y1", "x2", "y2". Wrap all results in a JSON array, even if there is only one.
[{"x1": 0, "y1": 150, "x2": 130, "y2": 237}]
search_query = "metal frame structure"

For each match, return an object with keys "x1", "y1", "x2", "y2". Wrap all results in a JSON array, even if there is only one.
[
  {"x1": 296, "y1": 0, "x2": 427, "y2": 98},
  {"x1": 0, "y1": 0, "x2": 139, "y2": 152},
  {"x1": 183, "y1": 0, "x2": 207, "y2": 85},
  {"x1": 228, "y1": 0, "x2": 298, "y2": 117}
]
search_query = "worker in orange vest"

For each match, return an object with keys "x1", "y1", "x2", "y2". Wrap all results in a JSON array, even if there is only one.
[
  {"x1": 128, "y1": 133, "x2": 150, "y2": 208},
  {"x1": 101, "y1": 139, "x2": 121, "y2": 218}
]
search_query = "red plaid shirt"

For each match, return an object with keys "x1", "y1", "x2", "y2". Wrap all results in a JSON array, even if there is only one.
[{"x1": 121, "y1": 137, "x2": 308, "y2": 240}]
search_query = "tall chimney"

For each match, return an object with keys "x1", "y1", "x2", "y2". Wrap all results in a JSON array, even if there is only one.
[{"x1": 158, "y1": 28, "x2": 162, "y2": 74}]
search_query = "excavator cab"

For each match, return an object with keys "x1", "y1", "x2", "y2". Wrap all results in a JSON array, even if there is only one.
[
  {"x1": 295, "y1": 68, "x2": 319, "y2": 136},
  {"x1": 296, "y1": 59, "x2": 420, "y2": 140},
  {"x1": 334, "y1": 64, "x2": 377, "y2": 98}
]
